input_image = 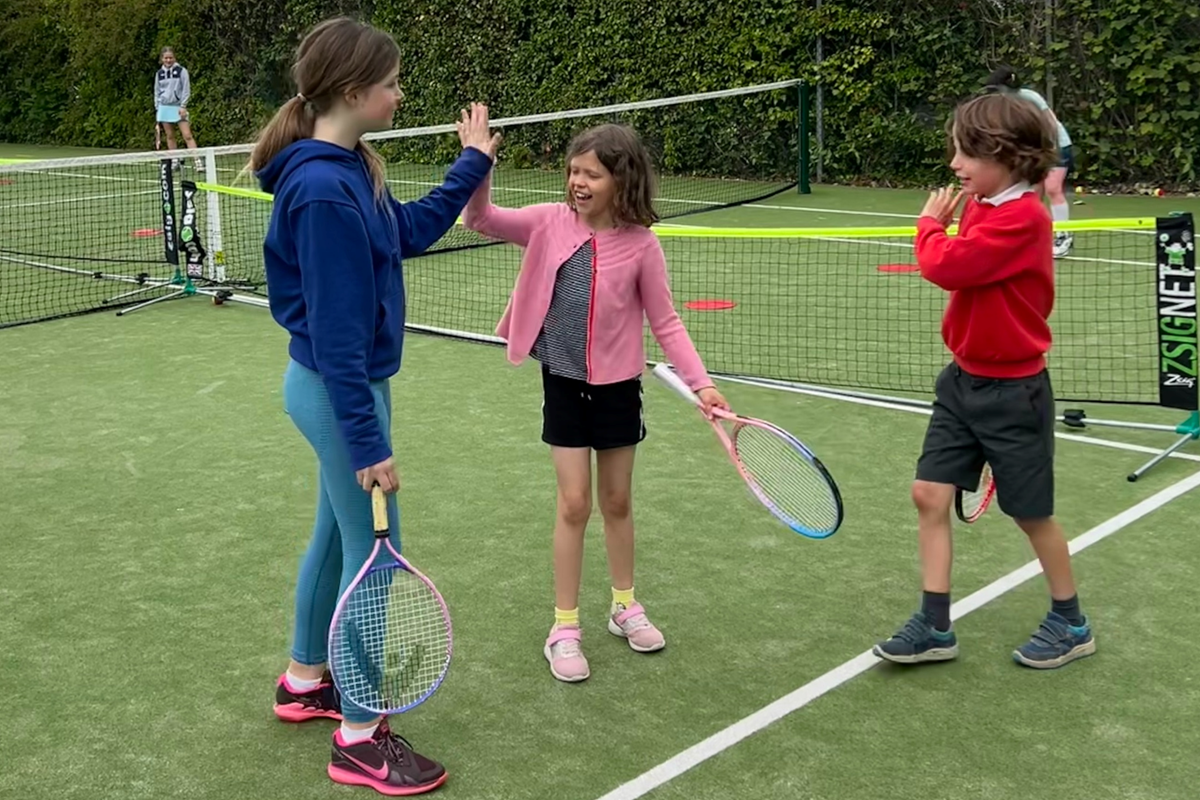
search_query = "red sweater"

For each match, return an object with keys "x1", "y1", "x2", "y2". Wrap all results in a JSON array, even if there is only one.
[{"x1": 915, "y1": 192, "x2": 1054, "y2": 379}]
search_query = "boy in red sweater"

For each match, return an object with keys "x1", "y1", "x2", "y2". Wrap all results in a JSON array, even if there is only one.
[{"x1": 873, "y1": 92, "x2": 1096, "y2": 670}]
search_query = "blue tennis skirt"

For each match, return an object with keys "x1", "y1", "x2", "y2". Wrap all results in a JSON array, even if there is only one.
[{"x1": 156, "y1": 105, "x2": 182, "y2": 124}]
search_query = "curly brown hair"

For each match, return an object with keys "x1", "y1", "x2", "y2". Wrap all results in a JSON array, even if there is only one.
[
  {"x1": 948, "y1": 92, "x2": 1058, "y2": 185},
  {"x1": 564, "y1": 124, "x2": 659, "y2": 228}
]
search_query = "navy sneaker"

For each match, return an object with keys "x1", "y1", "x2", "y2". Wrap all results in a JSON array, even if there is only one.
[
  {"x1": 873, "y1": 612, "x2": 959, "y2": 664},
  {"x1": 1013, "y1": 612, "x2": 1096, "y2": 669}
]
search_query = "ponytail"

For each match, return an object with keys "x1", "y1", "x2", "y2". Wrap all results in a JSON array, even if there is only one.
[
  {"x1": 248, "y1": 95, "x2": 388, "y2": 200},
  {"x1": 248, "y1": 18, "x2": 401, "y2": 198},
  {"x1": 249, "y1": 96, "x2": 315, "y2": 175},
  {"x1": 356, "y1": 142, "x2": 388, "y2": 201}
]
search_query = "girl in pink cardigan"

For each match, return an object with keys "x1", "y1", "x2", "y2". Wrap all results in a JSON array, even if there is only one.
[{"x1": 463, "y1": 123, "x2": 728, "y2": 682}]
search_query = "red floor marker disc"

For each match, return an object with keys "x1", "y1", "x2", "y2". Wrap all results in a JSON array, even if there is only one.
[
  {"x1": 877, "y1": 264, "x2": 920, "y2": 273},
  {"x1": 132, "y1": 228, "x2": 162, "y2": 237},
  {"x1": 684, "y1": 299, "x2": 737, "y2": 311}
]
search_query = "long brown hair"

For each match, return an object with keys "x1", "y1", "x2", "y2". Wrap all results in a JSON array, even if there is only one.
[
  {"x1": 565, "y1": 124, "x2": 659, "y2": 228},
  {"x1": 249, "y1": 17, "x2": 399, "y2": 197},
  {"x1": 949, "y1": 93, "x2": 1058, "y2": 185}
]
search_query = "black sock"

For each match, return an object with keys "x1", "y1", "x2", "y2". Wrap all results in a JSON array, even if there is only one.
[
  {"x1": 1052, "y1": 595, "x2": 1084, "y2": 627},
  {"x1": 921, "y1": 591, "x2": 952, "y2": 632}
]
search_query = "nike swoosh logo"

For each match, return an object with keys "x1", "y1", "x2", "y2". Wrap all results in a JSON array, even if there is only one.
[{"x1": 343, "y1": 752, "x2": 390, "y2": 781}]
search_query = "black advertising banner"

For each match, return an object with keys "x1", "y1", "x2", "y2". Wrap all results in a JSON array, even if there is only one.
[
  {"x1": 159, "y1": 159, "x2": 178, "y2": 266},
  {"x1": 1156, "y1": 213, "x2": 1197, "y2": 410},
  {"x1": 179, "y1": 180, "x2": 207, "y2": 279}
]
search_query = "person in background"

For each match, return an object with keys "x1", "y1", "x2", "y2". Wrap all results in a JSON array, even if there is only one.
[
  {"x1": 983, "y1": 66, "x2": 1075, "y2": 258},
  {"x1": 154, "y1": 47, "x2": 199, "y2": 156}
]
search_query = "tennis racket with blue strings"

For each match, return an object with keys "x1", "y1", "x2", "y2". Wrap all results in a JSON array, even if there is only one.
[
  {"x1": 653, "y1": 363, "x2": 844, "y2": 539},
  {"x1": 327, "y1": 485, "x2": 453, "y2": 715}
]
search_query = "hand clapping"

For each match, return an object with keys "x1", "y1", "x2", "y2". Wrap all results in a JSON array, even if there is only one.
[
  {"x1": 456, "y1": 102, "x2": 502, "y2": 161},
  {"x1": 920, "y1": 186, "x2": 964, "y2": 228}
]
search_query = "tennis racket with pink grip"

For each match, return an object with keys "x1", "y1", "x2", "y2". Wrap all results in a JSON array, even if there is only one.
[
  {"x1": 327, "y1": 485, "x2": 453, "y2": 715},
  {"x1": 652, "y1": 363, "x2": 844, "y2": 539},
  {"x1": 955, "y1": 462, "x2": 996, "y2": 524}
]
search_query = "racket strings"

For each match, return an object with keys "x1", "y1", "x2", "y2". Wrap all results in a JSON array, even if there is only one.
[
  {"x1": 330, "y1": 565, "x2": 449, "y2": 712},
  {"x1": 960, "y1": 465, "x2": 994, "y2": 518},
  {"x1": 733, "y1": 424, "x2": 840, "y2": 534}
]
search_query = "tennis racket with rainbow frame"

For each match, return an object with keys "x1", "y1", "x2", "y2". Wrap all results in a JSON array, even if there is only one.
[
  {"x1": 955, "y1": 462, "x2": 996, "y2": 524},
  {"x1": 327, "y1": 486, "x2": 453, "y2": 715},
  {"x1": 652, "y1": 363, "x2": 844, "y2": 539}
]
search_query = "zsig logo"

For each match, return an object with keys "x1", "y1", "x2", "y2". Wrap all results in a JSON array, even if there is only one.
[
  {"x1": 1158, "y1": 232, "x2": 1196, "y2": 387},
  {"x1": 180, "y1": 186, "x2": 205, "y2": 277},
  {"x1": 160, "y1": 162, "x2": 176, "y2": 254}
]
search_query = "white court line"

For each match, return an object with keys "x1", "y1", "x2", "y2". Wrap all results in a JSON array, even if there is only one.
[
  {"x1": 715, "y1": 374, "x2": 1200, "y2": 463},
  {"x1": 0, "y1": 188, "x2": 159, "y2": 211},
  {"x1": 388, "y1": 177, "x2": 914, "y2": 218},
  {"x1": 594, "y1": 466, "x2": 1200, "y2": 800},
  {"x1": 8, "y1": 167, "x2": 149, "y2": 184},
  {"x1": 810, "y1": 235, "x2": 1152, "y2": 269}
]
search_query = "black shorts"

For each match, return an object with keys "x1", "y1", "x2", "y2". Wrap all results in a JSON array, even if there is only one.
[
  {"x1": 1058, "y1": 144, "x2": 1075, "y2": 177},
  {"x1": 916, "y1": 363, "x2": 1056, "y2": 519},
  {"x1": 540, "y1": 365, "x2": 646, "y2": 450}
]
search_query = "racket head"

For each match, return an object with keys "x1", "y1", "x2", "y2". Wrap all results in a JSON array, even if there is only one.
[
  {"x1": 955, "y1": 462, "x2": 995, "y2": 524},
  {"x1": 726, "y1": 414, "x2": 844, "y2": 539},
  {"x1": 327, "y1": 488, "x2": 453, "y2": 715}
]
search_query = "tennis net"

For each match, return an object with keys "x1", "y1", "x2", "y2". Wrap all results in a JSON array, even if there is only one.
[
  {"x1": 3, "y1": 79, "x2": 1192, "y2": 408},
  {"x1": 395, "y1": 217, "x2": 1173, "y2": 405},
  {"x1": 0, "y1": 80, "x2": 804, "y2": 329}
]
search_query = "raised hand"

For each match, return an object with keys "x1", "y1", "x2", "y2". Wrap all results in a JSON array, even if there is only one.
[
  {"x1": 919, "y1": 186, "x2": 964, "y2": 227},
  {"x1": 456, "y1": 102, "x2": 502, "y2": 161}
]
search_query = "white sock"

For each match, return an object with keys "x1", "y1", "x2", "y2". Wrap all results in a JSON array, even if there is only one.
[
  {"x1": 284, "y1": 671, "x2": 322, "y2": 692},
  {"x1": 340, "y1": 723, "x2": 379, "y2": 744},
  {"x1": 1051, "y1": 202, "x2": 1069, "y2": 223}
]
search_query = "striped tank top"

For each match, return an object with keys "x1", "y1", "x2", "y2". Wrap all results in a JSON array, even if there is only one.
[{"x1": 531, "y1": 240, "x2": 593, "y2": 381}]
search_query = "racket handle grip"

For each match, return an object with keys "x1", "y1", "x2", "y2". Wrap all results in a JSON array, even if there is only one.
[
  {"x1": 652, "y1": 363, "x2": 702, "y2": 407},
  {"x1": 370, "y1": 485, "x2": 389, "y2": 534}
]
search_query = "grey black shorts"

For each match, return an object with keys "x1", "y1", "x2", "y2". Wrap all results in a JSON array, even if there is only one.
[{"x1": 916, "y1": 363, "x2": 1056, "y2": 519}]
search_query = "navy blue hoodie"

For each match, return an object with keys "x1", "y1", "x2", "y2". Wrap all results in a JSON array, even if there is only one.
[{"x1": 257, "y1": 139, "x2": 493, "y2": 471}]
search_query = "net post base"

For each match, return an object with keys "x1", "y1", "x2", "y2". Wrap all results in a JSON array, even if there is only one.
[{"x1": 1059, "y1": 409, "x2": 1200, "y2": 482}]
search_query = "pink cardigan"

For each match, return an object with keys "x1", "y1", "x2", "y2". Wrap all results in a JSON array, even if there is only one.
[{"x1": 461, "y1": 174, "x2": 714, "y2": 390}]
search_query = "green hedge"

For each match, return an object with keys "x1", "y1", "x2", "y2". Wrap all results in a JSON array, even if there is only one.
[{"x1": 1, "y1": 0, "x2": 1197, "y2": 188}]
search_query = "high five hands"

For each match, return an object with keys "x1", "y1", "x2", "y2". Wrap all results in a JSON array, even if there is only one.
[{"x1": 456, "y1": 102, "x2": 502, "y2": 161}]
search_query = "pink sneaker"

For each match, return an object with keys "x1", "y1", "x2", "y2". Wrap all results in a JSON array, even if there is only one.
[
  {"x1": 544, "y1": 625, "x2": 590, "y2": 682},
  {"x1": 608, "y1": 603, "x2": 666, "y2": 652}
]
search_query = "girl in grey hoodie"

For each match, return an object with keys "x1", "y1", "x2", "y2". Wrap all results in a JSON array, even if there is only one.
[{"x1": 154, "y1": 47, "x2": 199, "y2": 154}]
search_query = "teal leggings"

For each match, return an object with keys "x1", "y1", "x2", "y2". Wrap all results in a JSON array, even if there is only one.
[{"x1": 282, "y1": 359, "x2": 401, "y2": 723}]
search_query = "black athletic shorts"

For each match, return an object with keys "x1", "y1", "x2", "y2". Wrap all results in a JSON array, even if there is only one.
[
  {"x1": 540, "y1": 365, "x2": 646, "y2": 450},
  {"x1": 916, "y1": 363, "x2": 1056, "y2": 519},
  {"x1": 1059, "y1": 144, "x2": 1075, "y2": 177}
]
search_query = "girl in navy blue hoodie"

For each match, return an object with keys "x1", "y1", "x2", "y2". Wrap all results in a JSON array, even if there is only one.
[{"x1": 250, "y1": 16, "x2": 499, "y2": 795}]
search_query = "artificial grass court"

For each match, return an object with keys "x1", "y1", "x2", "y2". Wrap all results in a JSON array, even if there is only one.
[
  {"x1": 2, "y1": 294, "x2": 1199, "y2": 800},
  {"x1": 2, "y1": 171, "x2": 1199, "y2": 798}
]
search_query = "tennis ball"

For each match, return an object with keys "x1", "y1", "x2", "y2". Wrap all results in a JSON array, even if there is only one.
[{"x1": 1074, "y1": 185, "x2": 1083, "y2": 195}]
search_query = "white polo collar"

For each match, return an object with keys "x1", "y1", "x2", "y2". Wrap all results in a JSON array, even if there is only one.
[{"x1": 981, "y1": 181, "x2": 1033, "y2": 206}]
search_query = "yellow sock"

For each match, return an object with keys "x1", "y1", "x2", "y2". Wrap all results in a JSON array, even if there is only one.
[
  {"x1": 554, "y1": 607, "x2": 579, "y2": 628},
  {"x1": 612, "y1": 587, "x2": 635, "y2": 610}
]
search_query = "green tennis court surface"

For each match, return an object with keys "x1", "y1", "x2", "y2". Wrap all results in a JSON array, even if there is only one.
[
  {"x1": 3, "y1": 174, "x2": 1199, "y2": 799},
  {"x1": 2, "y1": 288, "x2": 1198, "y2": 800}
]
